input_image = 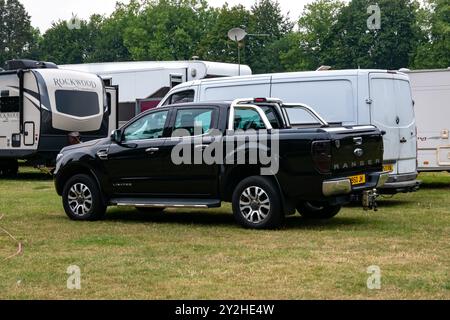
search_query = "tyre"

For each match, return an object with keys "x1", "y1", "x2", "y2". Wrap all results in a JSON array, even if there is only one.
[
  {"x1": 0, "y1": 159, "x2": 18, "y2": 177},
  {"x1": 232, "y1": 176, "x2": 284, "y2": 229},
  {"x1": 297, "y1": 202, "x2": 341, "y2": 220},
  {"x1": 135, "y1": 207, "x2": 165, "y2": 213},
  {"x1": 62, "y1": 174, "x2": 106, "y2": 221}
]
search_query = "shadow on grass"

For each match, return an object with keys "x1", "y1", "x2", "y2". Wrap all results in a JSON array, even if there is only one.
[
  {"x1": 418, "y1": 182, "x2": 450, "y2": 190},
  {"x1": 104, "y1": 209, "x2": 368, "y2": 230},
  {"x1": 345, "y1": 199, "x2": 411, "y2": 208}
]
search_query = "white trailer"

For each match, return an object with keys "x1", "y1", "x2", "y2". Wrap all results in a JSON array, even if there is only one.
[
  {"x1": 159, "y1": 69, "x2": 420, "y2": 194},
  {"x1": 0, "y1": 59, "x2": 118, "y2": 176},
  {"x1": 405, "y1": 69, "x2": 450, "y2": 171},
  {"x1": 60, "y1": 61, "x2": 251, "y2": 126}
]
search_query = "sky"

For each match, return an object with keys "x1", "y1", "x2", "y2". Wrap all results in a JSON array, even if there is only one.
[{"x1": 19, "y1": 0, "x2": 318, "y2": 32}]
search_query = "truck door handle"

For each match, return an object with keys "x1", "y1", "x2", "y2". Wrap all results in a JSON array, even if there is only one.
[
  {"x1": 146, "y1": 147, "x2": 160, "y2": 154},
  {"x1": 96, "y1": 149, "x2": 109, "y2": 160},
  {"x1": 400, "y1": 137, "x2": 407, "y2": 143}
]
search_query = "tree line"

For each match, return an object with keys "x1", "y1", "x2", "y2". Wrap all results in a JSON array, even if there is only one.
[{"x1": 0, "y1": 0, "x2": 448, "y2": 74}]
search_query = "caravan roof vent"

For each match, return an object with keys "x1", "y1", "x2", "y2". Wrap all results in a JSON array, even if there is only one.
[{"x1": 4, "y1": 59, "x2": 58, "y2": 71}]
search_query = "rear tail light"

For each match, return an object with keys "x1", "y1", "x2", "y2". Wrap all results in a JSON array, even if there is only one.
[{"x1": 312, "y1": 140, "x2": 332, "y2": 173}]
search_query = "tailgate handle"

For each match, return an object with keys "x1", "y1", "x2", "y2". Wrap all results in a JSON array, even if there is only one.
[{"x1": 353, "y1": 137, "x2": 363, "y2": 145}]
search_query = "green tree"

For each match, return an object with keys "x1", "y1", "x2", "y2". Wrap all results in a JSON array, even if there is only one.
[
  {"x1": 38, "y1": 16, "x2": 100, "y2": 64},
  {"x1": 329, "y1": 0, "x2": 422, "y2": 69},
  {"x1": 122, "y1": 0, "x2": 214, "y2": 61},
  {"x1": 276, "y1": 0, "x2": 345, "y2": 72},
  {"x1": 246, "y1": 0, "x2": 293, "y2": 73},
  {"x1": 197, "y1": 4, "x2": 252, "y2": 64},
  {"x1": 413, "y1": 0, "x2": 450, "y2": 68},
  {"x1": 0, "y1": 0, "x2": 38, "y2": 66}
]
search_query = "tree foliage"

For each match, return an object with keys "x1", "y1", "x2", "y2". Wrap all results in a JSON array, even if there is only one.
[
  {"x1": 0, "y1": 0, "x2": 38, "y2": 66},
  {"x1": 1, "y1": 0, "x2": 448, "y2": 71}
]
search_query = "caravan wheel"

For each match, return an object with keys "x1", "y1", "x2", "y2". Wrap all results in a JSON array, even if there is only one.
[{"x1": 0, "y1": 159, "x2": 18, "y2": 177}]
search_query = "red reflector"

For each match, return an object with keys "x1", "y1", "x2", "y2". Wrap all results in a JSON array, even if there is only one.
[{"x1": 254, "y1": 98, "x2": 267, "y2": 103}]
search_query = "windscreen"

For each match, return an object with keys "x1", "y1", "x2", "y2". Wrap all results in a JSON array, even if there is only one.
[{"x1": 55, "y1": 90, "x2": 100, "y2": 117}]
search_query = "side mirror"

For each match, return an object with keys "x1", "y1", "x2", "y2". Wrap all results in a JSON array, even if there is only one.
[{"x1": 111, "y1": 129, "x2": 123, "y2": 143}]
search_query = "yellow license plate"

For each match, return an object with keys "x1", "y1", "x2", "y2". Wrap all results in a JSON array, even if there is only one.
[
  {"x1": 349, "y1": 174, "x2": 366, "y2": 185},
  {"x1": 383, "y1": 164, "x2": 394, "y2": 172}
]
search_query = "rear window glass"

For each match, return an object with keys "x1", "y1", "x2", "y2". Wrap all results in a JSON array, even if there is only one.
[{"x1": 55, "y1": 90, "x2": 99, "y2": 117}]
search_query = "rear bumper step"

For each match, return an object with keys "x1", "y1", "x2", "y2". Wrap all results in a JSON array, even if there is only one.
[
  {"x1": 110, "y1": 198, "x2": 221, "y2": 209},
  {"x1": 323, "y1": 171, "x2": 390, "y2": 197}
]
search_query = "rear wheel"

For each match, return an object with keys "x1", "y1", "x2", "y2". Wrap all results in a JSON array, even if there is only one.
[
  {"x1": 232, "y1": 176, "x2": 284, "y2": 229},
  {"x1": 62, "y1": 174, "x2": 106, "y2": 221},
  {"x1": 297, "y1": 202, "x2": 341, "y2": 220}
]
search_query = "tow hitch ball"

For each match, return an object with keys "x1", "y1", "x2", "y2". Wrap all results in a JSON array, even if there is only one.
[{"x1": 363, "y1": 189, "x2": 379, "y2": 211}]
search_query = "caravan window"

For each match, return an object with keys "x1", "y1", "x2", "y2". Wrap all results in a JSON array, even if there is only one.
[
  {"x1": 0, "y1": 95, "x2": 20, "y2": 113},
  {"x1": 55, "y1": 90, "x2": 100, "y2": 117}
]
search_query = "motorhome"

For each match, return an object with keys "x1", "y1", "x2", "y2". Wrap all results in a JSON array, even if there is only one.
[
  {"x1": 159, "y1": 69, "x2": 420, "y2": 194},
  {"x1": 405, "y1": 68, "x2": 450, "y2": 172},
  {"x1": 0, "y1": 59, "x2": 118, "y2": 176},
  {"x1": 60, "y1": 61, "x2": 251, "y2": 126}
]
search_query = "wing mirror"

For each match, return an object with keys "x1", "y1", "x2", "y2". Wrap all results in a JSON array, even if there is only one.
[{"x1": 111, "y1": 129, "x2": 123, "y2": 143}]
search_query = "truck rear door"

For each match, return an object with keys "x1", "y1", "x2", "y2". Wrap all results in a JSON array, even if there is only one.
[{"x1": 369, "y1": 73, "x2": 417, "y2": 175}]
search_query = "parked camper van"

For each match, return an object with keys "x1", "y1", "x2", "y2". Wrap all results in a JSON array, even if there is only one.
[
  {"x1": 404, "y1": 69, "x2": 450, "y2": 172},
  {"x1": 0, "y1": 59, "x2": 118, "y2": 176},
  {"x1": 60, "y1": 61, "x2": 251, "y2": 126},
  {"x1": 159, "y1": 69, "x2": 420, "y2": 194}
]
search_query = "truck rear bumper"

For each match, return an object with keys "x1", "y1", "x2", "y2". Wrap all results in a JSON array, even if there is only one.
[{"x1": 323, "y1": 172, "x2": 390, "y2": 197}]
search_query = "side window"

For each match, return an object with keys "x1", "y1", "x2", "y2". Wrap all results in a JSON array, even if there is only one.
[
  {"x1": 173, "y1": 108, "x2": 214, "y2": 137},
  {"x1": 234, "y1": 108, "x2": 267, "y2": 130},
  {"x1": 123, "y1": 110, "x2": 169, "y2": 141},
  {"x1": 0, "y1": 91, "x2": 20, "y2": 113},
  {"x1": 164, "y1": 90, "x2": 195, "y2": 106}
]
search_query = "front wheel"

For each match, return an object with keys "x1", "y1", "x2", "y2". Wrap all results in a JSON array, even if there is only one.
[
  {"x1": 297, "y1": 202, "x2": 341, "y2": 220},
  {"x1": 232, "y1": 176, "x2": 284, "y2": 229},
  {"x1": 62, "y1": 174, "x2": 106, "y2": 221}
]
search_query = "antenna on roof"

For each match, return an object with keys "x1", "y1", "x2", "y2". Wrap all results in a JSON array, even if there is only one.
[{"x1": 316, "y1": 66, "x2": 331, "y2": 71}]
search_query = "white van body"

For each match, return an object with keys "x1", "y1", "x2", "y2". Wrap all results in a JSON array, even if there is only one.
[
  {"x1": 61, "y1": 61, "x2": 251, "y2": 126},
  {"x1": 159, "y1": 69, "x2": 420, "y2": 194},
  {"x1": 406, "y1": 69, "x2": 450, "y2": 171},
  {"x1": 0, "y1": 60, "x2": 118, "y2": 172}
]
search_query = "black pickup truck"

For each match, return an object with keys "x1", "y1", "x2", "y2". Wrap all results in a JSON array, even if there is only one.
[{"x1": 54, "y1": 98, "x2": 389, "y2": 229}]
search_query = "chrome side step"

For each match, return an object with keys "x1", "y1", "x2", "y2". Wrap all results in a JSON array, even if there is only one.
[{"x1": 110, "y1": 198, "x2": 221, "y2": 209}]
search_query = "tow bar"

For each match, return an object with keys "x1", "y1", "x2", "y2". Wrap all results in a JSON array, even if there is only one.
[{"x1": 363, "y1": 189, "x2": 379, "y2": 211}]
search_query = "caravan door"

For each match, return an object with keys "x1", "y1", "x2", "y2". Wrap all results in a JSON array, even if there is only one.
[
  {"x1": 369, "y1": 73, "x2": 417, "y2": 175},
  {"x1": 106, "y1": 86, "x2": 118, "y2": 131}
]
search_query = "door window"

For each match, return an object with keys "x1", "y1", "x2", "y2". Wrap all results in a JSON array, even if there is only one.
[
  {"x1": 123, "y1": 110, "x2": 169, "y2": 141},
  {"x1": 173, "y1": 108, "x2": 214, "y2": 137}
]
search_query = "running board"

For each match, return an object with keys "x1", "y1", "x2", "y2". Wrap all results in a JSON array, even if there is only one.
[{"x1": 110, "y1": 198, "x2": 221, "y2": 209}]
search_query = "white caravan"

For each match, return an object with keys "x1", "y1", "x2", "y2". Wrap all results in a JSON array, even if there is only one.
[
  {"x1": 60, "y1": 61, "x2": 251, "y2": 126},
  {"x1": 405, "y1": 68, "x2": 450, "y2": 171},
  {"x1": 159, "y1": 69, "x2": 420, "y2": 194},
  {"x1": 0, "y1": 59, "x2": 118, "y2": 176}
]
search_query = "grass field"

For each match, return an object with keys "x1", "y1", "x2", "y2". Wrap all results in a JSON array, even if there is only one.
[{"x1": 0, "y1": 167, "x2": 449, "y2": 300}]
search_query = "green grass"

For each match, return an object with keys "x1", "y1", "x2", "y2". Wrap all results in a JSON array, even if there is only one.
[{"x1": 0, "y1": 167, "x2": 449, "y2": 300}]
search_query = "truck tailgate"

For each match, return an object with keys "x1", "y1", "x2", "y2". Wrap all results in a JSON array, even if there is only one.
[{"x1": 321, "y1": 126, "x2": 384, "y2": 174}]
